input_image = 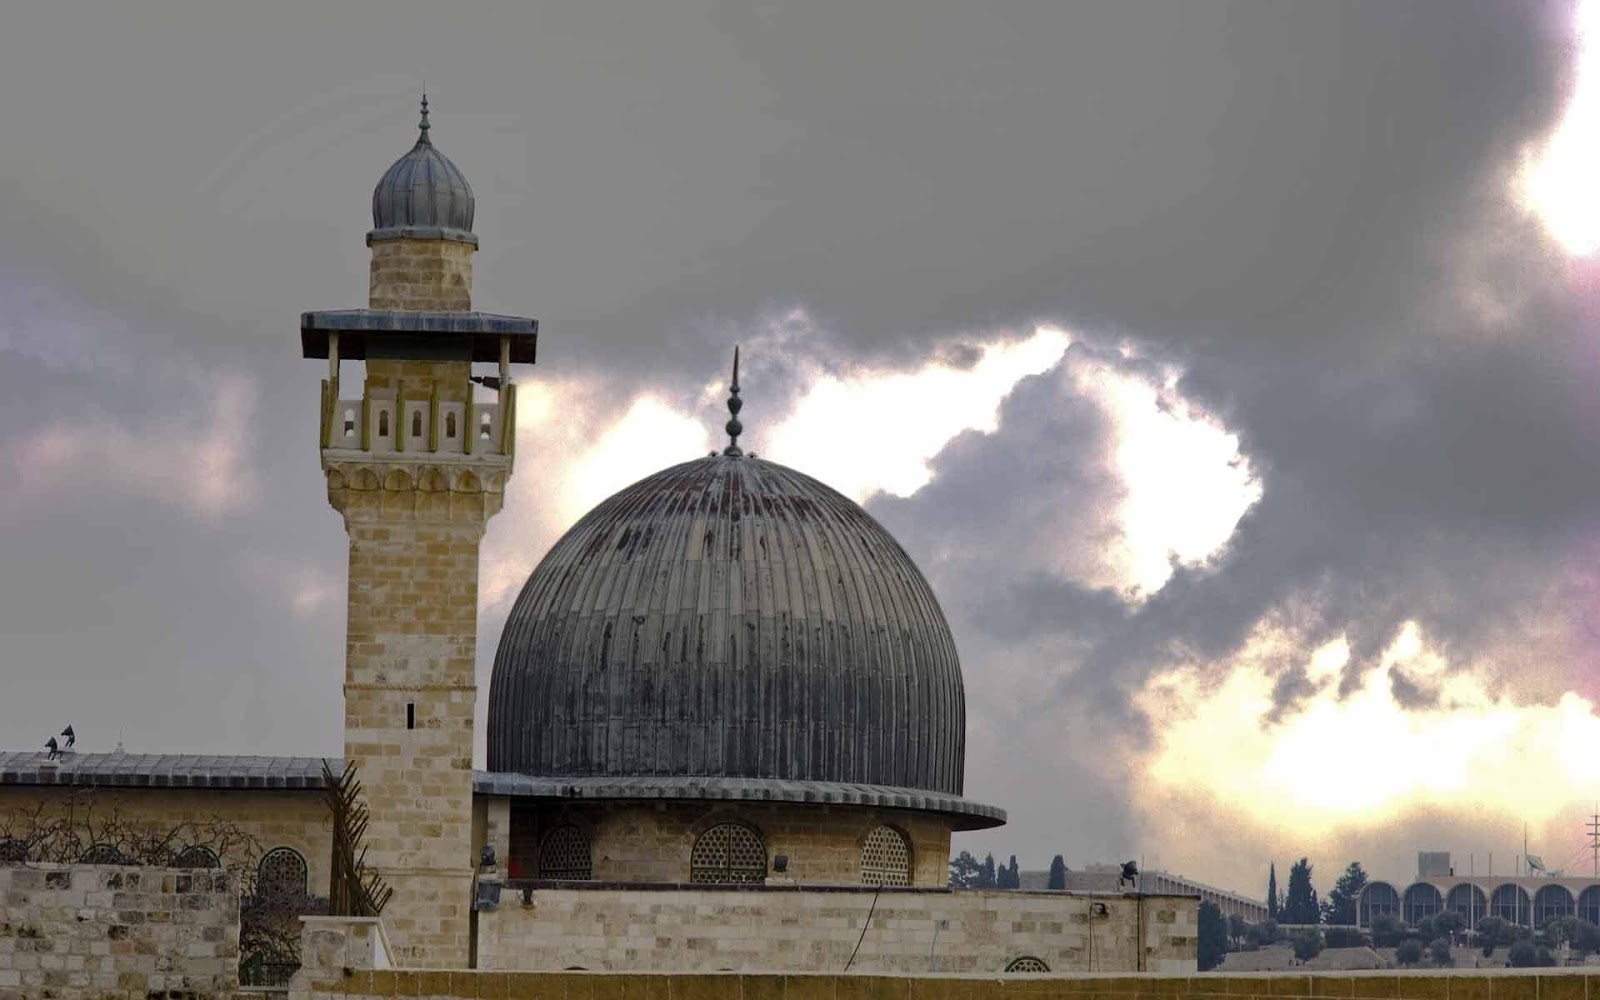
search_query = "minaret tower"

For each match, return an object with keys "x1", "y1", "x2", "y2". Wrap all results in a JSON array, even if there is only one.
[{"x1": 301, "y1": 97, "x2": 537, "y2": 966}]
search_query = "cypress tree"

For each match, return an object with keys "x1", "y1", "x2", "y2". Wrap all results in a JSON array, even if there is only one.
[
  {"x1": 1267, "y1": 862, "x2": 1280, "y2": 921},
  {"x1": 1048, "y1": 855, "x2": 1068, "y2": 890}
]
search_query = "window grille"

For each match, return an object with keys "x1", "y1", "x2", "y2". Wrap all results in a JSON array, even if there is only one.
[
  {"x1": 0, "y1": 839, "x2": 26, "y2": 864},
  {"x1": 861, "y1": 825, "x2": 912, "y2": 886},
  {"x1": 80, "y1": 843, "x2": 125, "y2": 865},
  {"x1": 1006, "y1": 957, "x2": 1050, "y2": 973},
  {"x1": 174, "y1": 845, "x2": 221, "y2": 869},
  {"x1": 1446, "y1": 883, "x2": 1487, "y2": 923},
  {"x1": 1490, "y1": 884, "x2": 1531, "y2": 925},
  {"x1": 1402, "y1": 883, "x2": 1442, "y2": 925},
  {"x1": 538, "y1": 826, "x2": 593, "y2": 880},
  {"x1": 257, "y1": 847, "x2": 308, "y2": 898},
  {"x1": 690, "y1": 823, "x2": 766, "y2": 884}
]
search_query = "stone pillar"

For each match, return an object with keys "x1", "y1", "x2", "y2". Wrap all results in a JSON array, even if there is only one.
[{"x1": 368, "y1": 237, "x2": 474, "y2": 312}]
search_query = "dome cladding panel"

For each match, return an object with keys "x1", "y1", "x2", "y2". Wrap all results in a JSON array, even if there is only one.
[
  {"x1": 489, "y1": 455, "x2": 966, "y2": 794},
  {"x1": 371, "y1": 140, "x2": 475, "y2": 233}
]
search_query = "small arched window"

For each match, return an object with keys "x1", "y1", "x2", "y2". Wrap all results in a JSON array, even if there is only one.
[
  {"x1": 342, "y1": 408, "x2": 356, "y2": 437},
  {"x1": 861, "y1": 825, "x2": 912, "y2": 886},
  {"x1": 1005, "y1": 957, "x2": 1050, "y2": 973},
  {"x1": 411, "y1": 410, "x2": 423, "y2": 438},
  {"x1": 174, "y1": 845, "x2": 221, "y2": 869},
  {"x1": 690, "y1": 823, "x2": 766, "y2": 884},
  {"x1": 479, "y1": 411, "x2": 492, "y2": 439},
  {"x1": 257, "y1": 847, "x2": 308, "y2": 899},
  {"x1": 80, "y1": 843, "x2": 125, "y2": 865},
  {"x1": 538, "y1": 826, "x2": 593, "y2": 880},
  {"x1": 377, "y1": 410, "x2": 390, "y2": 438},
  {"x1": 446, "y1": 412, "x2": 458, "y2": 438}
]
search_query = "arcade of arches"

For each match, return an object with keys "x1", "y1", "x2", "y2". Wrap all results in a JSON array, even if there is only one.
[{"x1": 1357, "y1": 879, "x2": 1600, "y2": 927}]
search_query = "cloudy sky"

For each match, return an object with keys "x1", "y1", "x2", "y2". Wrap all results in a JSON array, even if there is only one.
[{"x1": 2, "y1": 0, "x2": 1598, "y2": 897}]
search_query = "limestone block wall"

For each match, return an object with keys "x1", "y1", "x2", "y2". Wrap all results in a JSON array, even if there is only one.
[
  {"x1": 474, "y1": 887, "x2": 1197, "y2": 974},
  {"x1": 0, "y1": 863, "x2": 239, "y2": 998},
  {"x1": 287, "y1": 967, "x2": 1600, "y2": 1000},
  {"x1": 368, "y1": 238, "x2": 474, "y2": 311},
  {"x1": 509, "y1": 801, "x2": 952, "y2": 887},
  {"x1": 0, "y1": 787, "x2": 332, "y2": 894}
]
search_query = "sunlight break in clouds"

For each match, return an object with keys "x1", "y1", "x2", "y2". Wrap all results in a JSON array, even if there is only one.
[
  {"x1": 4, "y1": 372, "x2": 257, "y2": 522},
  {"x1": 1137, "y1": 620, "x2": 1600, "y2": 834},
  {"x1": 1520, "y1": 0, "x2": 1600, "y2": 255}
]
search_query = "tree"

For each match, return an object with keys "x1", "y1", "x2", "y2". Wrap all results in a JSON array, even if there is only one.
[
  {"x1": 1048, "y1": 855, "x2": 1067, "y2": 890},
  {"x1": 1429, "y1": 937, "x2": 1453, "y2": 967},
  {"x1": 1280, "y1": 858, "x2": 1319, "y2": 925},
  {"x1": 1268, "y1": 863, "x2": 1281, "y2": 922},
  {"x1": 1324, "y1": 927, "x2": 1368, "y2": 948},
  {"x1": 1320, "y1": 862, "x2": 1368, "y2": 926},
  {"x1": 1543, "y1": 915, "x2": 1577, "y2": 950},
  {"x1": 1227, "y1": 913, "x2": 1248, "y2": 951},
  {"x1": 1370, "y1": 913, "x2": 1406, "y2": 948},
  {"x1": 948, "y1": 851, "x2": 983, "y2": 888},
  {"x1": 1571, "y1": 919, "x2": 1600, "y2": 956},
  {"x1": 1430, "y1": 909, "x2": 1465, "y2": 940},
  {"x1": 980, "y1": 853, "x2": 997, "y2": 889},
  {"x1": 997, "y1": 855, "x2": 1021, "y2": 889},
  {"x1": 1198, "y1": 901, "x2": 1228, "y2": 971},
  {"x1": 1395, "y1": 939, "x2": 1423, "y2": 967},
  {"x1": 1476, "y1": 916, "x2": 1507, "y2": 955},
  {"x1": 1507, "y1": 939, "x2": 1539, "y2": 968},
  {"x1": 1291, "y1": 928, "x2": 1325, "y2": 962}
]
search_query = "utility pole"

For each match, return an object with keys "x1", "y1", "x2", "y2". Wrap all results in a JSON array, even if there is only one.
[{"x1": 1588, "y1": 805, "x2": 1600, "y2": 878}]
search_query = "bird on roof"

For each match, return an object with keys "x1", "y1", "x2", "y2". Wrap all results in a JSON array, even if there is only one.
[{"x1": 61, "y1": 725, "x2": 74, "y2": 749}]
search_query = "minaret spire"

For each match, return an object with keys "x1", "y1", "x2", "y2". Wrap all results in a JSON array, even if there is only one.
[
  {"x1": 723, "y1": 346, "x2": 744, "y2": 457},
  {"x1": 417, "y1": 92, "x2": 432, "y2": 144}
]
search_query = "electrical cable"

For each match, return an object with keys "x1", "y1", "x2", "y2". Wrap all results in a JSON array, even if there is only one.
[{"x1": 844, "y1": 883, "x2": 883, "y2": 972}]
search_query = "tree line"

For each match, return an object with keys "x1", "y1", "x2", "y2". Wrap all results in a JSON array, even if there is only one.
[{"x1": 948, "y1": 851, "x2": 1077, "y2": 889}]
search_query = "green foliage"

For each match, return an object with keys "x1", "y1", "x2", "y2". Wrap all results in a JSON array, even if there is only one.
[
  {"x1": 1320, "y1": 862, "x2": 1368, "y2": 926},
  {"x1": 1369, "y1": 913, "x2": 1405, "y2": 948},
  {"x1": 1430, "y1": 909, "x2": 1464, "y2": 939},
  {"x1": 1323, "y1": 927, "x2": 1368, "y2": 948},
  {"x1": 1268, "y1": 863, "x2": 1280, "y2": 922},
  {"x1": 1476, "y1": 915, "x2": 1506, "y2": 955},
  {"x1": 1048, "y1": 855, "x2": 1067, "y2": 890},
  {"x1": 1507, "y1": 939, "x2": 1539, "y2": 967},
  {"x1": 1227, "y1": 913, "x2": 1248, "y2": 950},
  {"x1": 1571, "y1": 918, "x2": 1600, "y2": 955},
  {"x1": 1280, "y1": 858, "x2": 1319, "y2": 925},
  {"x1": 1395, "y1": 939, "x2": 1423, "y2": 966},
  {"x1": 1429, "y1": 936, "x2": 1453, "y2": 967},
  {"x1": 981, "y1": 853, "x2": 997, "y2": 888},
  {"x1": 948, "y1": 850, "x2": 983, "y2": 888},
  {"x1": 996, "y1": 855, "x2": 1021, "y2": 889},
  {"x1": 1291, "y1": 927, "x2": 1325, "y2": 961},
  {"x1": 1198, "y1": 901, "x2": 1228, "y2": 971}
]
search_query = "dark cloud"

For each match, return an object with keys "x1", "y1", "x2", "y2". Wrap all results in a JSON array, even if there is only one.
[{"x1": 0, "y1": 0, "x2": 1586, "y2": 892}]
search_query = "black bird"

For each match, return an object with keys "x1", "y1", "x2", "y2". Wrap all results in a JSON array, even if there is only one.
[
  {"x1": 60, "y1": 725, "x2": 74, "y2": 749},
  {"x1": 45, "y1": 737, "x2": 60, "y2": 761}
]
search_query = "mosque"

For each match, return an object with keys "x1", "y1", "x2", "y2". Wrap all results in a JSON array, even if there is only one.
[{"x1": 0, "y1": 102, "x2": 1197, "y2": 977}]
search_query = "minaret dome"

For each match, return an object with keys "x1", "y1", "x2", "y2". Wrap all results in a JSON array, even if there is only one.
[{"x1": 369, "y1": 95, "x2": 476, "y2": 246}]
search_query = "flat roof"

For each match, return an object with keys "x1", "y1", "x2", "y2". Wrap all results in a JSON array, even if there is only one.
[{"x1": 300, "y1": 309, "x2": 538, "y2": 364}]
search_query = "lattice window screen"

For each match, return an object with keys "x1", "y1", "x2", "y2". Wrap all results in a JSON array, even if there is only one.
[
  {"x1": 0, "y1": 839, "x2": 26, "y2": 864},
  {"x1": 690, "y1": 823, "x2": 767, "y2": 883},
  {"x1": 174, "y1": 846, "x2": 221, "y2": 869},
  {"x1": 257, "y1": 847, "x2": 308, "y2": 898},
  {"x1": 538, "y1": 826, "x2": 593, "y2": 880},
  {"x1": 860, "y1": 825, "x2": 912, "y2": 886},
  {"x1": 80, "y1": 843, "x2": 125, "y2": 865},
  {"x1": 1005, "y1": 957, "x2": 1051, "y2": 973}
]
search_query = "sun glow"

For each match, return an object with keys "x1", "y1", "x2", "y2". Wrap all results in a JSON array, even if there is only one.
[{"x1": 1520, "y1": 0, "x2": 1600, "y2": 255}]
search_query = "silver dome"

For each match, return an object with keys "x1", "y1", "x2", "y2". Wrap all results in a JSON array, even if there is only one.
[{"x1": 369, "y1": 96, "x2": 475, "y2": 242}]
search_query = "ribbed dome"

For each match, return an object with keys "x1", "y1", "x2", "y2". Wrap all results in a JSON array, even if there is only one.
[
  {"x1": 488, "y1": 454, "x2": 966, "y2": 795},
  {"x1": 370, "y1": 98, "x2": 474, "y2": 238}
]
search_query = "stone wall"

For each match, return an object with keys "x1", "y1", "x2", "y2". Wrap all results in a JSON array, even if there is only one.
[
  {"x1": 368, "y1": 237, "x2": 474, "y2": 312},
  {"x1": 0, "y1": 863, "x2": 239, "y2": 998},
  {"x1": 508, "y1": 801, "x2": 952, "y2": 888},
  {"x1": 0, "y1": 786, "x2": 332, "y2": 894},
  {"x1": 474, "y1": 886, "x2": 1196, "y2": 974}
]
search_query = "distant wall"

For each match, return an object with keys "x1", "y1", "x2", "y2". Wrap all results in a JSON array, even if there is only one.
[
  {"x1": 474, "y1": 886, "x2": 1197, "y2": 974},
  {"x1": 0, "y1": 863, "x2": 239, "y2": 998}
]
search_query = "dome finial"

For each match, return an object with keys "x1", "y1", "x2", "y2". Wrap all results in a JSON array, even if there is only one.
[
  {"x1": 723, "y1": 346, "x2": 744, "y2": 457},
  {"x1": 418, "y1": 91, "x2": 432, "y2": 143}
]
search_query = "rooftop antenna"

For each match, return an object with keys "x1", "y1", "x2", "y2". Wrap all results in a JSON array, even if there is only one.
[
  {"x1": 1589, "y1": 804, "x2": 1599, "y2": 878},
  {"x1": 723, "y1": 346, "x2": 744, "y2": 457}
]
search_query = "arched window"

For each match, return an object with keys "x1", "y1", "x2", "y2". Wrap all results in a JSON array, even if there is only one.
[
  {"x1": 1490, "y1": 884, "x2": 1531, "y2": 925},
  {"x1": 378, "y1": 410, "x2": 390, "y2": 437},
  {"x1": 1534, "y1": 885, "x2": 1574, "y2": 926},
  {"x1": 861, "y1": 825, "x2": 912, "y2": 886},
  {"x1": 1358, "y1": 882, "x2": 1400, "y2": 925},
  {"x1": 174, "y1": 845, "x2": 221, "y2": 869},
  {"x1": 0, "y1": 839, "x2": 26, "y2": 864},
  {"x1": 538, "y1": 826, "x2": 592, "y2": 881},
  {"x1": 1005, "y1": 957, "x2": 1050, "y2": 973},
  {"x1": 411, "y1": 410, "x2": 423, "y2": 438},
  {"x1": 80, "y1": 843, "x2": 125, "y2": 865},
  {"x1": 342, "y1": 408, "x2": 356, "y2": 437},
  {"x1": 479, "y1": 411, "x2": 493, "y2": 439},
  {"x1": 446, "y1": 412, "x2": 458, "y2": 438},
  {"x1": 690, "y1": 823, "x2": 766, "y2": 884},
  {"x1": 1403, "y1": 883, "x2": 1443, "y2": 925},
  {"x1": 257, "y1": 847, "x2": 308, "y2": 899},
  {"x1": 1580, "y1": 886, "x2": 1600, "y2": 925},
  {"x1": 1446, "y1": 884, "x2": 1487, "y2": 924}
]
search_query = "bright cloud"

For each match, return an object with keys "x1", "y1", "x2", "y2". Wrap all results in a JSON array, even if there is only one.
[
  {"x1": 1136, "y1": 619, "x2": 1600, "y2": 834},
  {"x1": 1520, "y1": 0, "x2": 1600, "y2": 255},
  {"x1": 3, "y1": 371, "x2": 257, "y2": 522}
]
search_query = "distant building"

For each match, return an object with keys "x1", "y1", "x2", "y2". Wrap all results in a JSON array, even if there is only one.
[
  {"x1": 1020, "y1": 865, "x2": 1269, "y2": 923},
  {"x1": 1356, "y1": 851, "x2": 1600, "y2": 929}
]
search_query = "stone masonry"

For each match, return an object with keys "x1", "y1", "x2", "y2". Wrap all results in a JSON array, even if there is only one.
[
  {"x1": 474, "y1": 887, "x2": 1198, "y2": 974},
  {"x1": 326, "y1": 231, "x2": 507, "y2": 968},
  {"x1": 0, "y1": 863, "x2": 239, "y2": 999}
]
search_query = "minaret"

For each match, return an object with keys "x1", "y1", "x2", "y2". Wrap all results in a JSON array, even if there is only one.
[{"x1": 301, "y1": 97, "x2": 537, "y2": 966}]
